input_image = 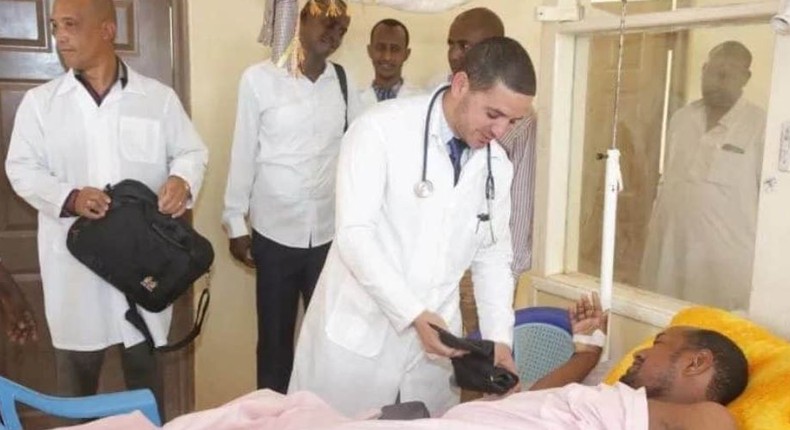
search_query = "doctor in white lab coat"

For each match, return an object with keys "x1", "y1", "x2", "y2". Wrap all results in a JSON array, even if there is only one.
[
  {"x1": 5, "y1": 0, "x2": 207, "y2": 408},
  {"x1": 289, "y1": 37, "x2": 537, "y2": 416}
]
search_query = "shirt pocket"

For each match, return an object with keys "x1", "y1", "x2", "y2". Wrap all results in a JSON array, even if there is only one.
[
  {"x1": 706, "y1": 145, "x2": 749, "y2": 187},
  {"x1": 119, "y1": 117, "x2": 161, "y2": 164}
]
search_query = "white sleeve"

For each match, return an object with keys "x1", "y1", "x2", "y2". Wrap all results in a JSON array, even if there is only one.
[
  {"x1": 222, "y1": 72, "x2": 260, "y2": 239},
  {"x1": 163, "y1": 89, "x2": 209, "y2": 206},
  {"x1": 5, "y1": 91, "x2": 75, "y2": 219},
  {"x1": 470, "y1": 158, "x2": 516, "y2": 347},
  {"x1": 334, "y1": 116, "x2": 426, "y2": 332}
]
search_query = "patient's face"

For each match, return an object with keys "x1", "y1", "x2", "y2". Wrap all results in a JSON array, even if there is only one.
[{"x1": 619, "y1": 327, "x2": 690, "y2": 398}]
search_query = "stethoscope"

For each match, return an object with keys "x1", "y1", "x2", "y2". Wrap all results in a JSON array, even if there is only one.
[{"x1": 413, "y1": 86, "x2": 497, "y2": 242}]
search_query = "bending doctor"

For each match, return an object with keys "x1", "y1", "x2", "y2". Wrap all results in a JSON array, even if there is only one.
[{"x1": 289, "y1": 37, "x2": 537, "y2": 416}]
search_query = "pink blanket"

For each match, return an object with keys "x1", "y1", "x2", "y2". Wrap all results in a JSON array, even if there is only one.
[{"x1": 57, "y1": 383, "x2": 648, "y2": 430}]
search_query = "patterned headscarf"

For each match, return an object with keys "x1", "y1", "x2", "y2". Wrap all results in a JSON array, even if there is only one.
[{"x1": 258, "y1": 0, "x2": 347, "y2": 75}]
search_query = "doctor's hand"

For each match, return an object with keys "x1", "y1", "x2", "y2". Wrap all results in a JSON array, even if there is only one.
[
  {"x1": 158, "y1": 176, "x2": 191, "y2": 218},
  {"x1": 74, "y1": 187, "x2": 111, "y2": 219},
  {"x1": 413, "y1": 311, "x2": 465, "y2": 358},
  {"x1": 229, "y1": 236, "x2": 255, "y2": 268},
  {"x1": 493, "y1": 342, "x2": 521, "y2": 393}
]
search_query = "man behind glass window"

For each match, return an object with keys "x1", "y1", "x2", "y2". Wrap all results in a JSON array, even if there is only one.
[
  {"x1": 640, "y1": 41, "x2": 766, "y2": 311},
  {"x1": 359, "y1": 19, "x2": 420, "y2": 111}
]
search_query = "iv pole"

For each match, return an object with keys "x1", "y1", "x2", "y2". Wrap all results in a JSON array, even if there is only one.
[{"x1": 599, "y1": 0, "x2": 628, "y2": 361}]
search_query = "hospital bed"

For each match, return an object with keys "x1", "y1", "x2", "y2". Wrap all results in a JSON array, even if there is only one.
[{"x1": 0, "y1": 306, "x2": 575, "y2": 427}]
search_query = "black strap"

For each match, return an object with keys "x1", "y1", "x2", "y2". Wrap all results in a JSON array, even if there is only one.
[
  {"x1": 124, "y1": 288, "x2": 210, "y2": 353},
  {"x1": 332, "y1": 62, "x2": 348, "y2": 131}
]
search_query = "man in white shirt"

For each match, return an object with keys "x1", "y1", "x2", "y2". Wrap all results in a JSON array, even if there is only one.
[
  {"x1": 359, "y1": 19, "x2": 420, "y2": 110},
  {"x1": 5, "y1": 0, "x2": 207, "y2": 411},
  {"x1": 289, "y1": 37, "x2": 535, "y2": 416},
  {"x1": 640, "y1": 41, "x2": 766, "y2": 311},
  {"x1": 223, "y1": 0, "x2": 356, "y2": 393}
]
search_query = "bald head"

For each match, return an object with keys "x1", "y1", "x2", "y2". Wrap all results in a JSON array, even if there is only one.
[
  {"x1": 447, "y1": 8, "x2": 505, "y2": 74},
  {"x1": 702, "y1": 40, "x2": 752, "y2": 110},
  {"x1": 51, "y1": 0, "x2": 118, "y2": 71},
  {"x1": 86, "y1": 0, "x2": 117, "y2": 25},
  {"x1": 452, "y1": 8, "x2": 505, "y2": 37},
  {"x1": 709, "y1": 41, "x2": 752, "y2": 68}
]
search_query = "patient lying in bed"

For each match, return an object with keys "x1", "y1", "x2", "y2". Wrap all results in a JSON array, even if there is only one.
[{"x1": 61, "y1": 295, "x2": 748, "y2": 430}]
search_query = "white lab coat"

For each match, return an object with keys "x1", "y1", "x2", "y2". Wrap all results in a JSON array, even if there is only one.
[
  {"x1": 5, "y1": 66, "x2": 208, "y2": 351},
  {"x1": 357, "y1": 79, "x2": 423, "y2": 112},
  {"x1": 289, "y1": 91, "x2": 515, "y2": 416},
  {"x1": 640, "y1": 98, "x2": 765, "y2": 310}
]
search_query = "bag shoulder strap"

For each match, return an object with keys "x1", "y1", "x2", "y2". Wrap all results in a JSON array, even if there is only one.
[
  {"x1": 125, "y1": 288, "x2": 210, "y2": 353},
  {"x1": 332, "y1": 62, "x2": 348, "y2": 132}
]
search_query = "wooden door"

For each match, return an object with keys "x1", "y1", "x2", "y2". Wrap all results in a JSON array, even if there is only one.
[{"x1": 0, "y1": 0, "x2": 193, "y2": 427}]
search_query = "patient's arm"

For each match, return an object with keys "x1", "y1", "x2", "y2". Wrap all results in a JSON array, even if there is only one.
[
  {"x1": 529, "y1": 292, "x2": 607, "y2": 391},
  {"x1": 529, "y1": 350, "x2": 601, "y2": 391},
  {"x1": 647, "y1": 400, "x2": 737, "y2": 430}
]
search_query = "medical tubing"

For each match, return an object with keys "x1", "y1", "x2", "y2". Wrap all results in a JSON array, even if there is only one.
[{"x1": 420, "y1": 86, "x2": 450, "y2": 183}]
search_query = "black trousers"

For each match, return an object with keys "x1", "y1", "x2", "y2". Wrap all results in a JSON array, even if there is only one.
[
  {"x1": 251, "y1": 231, "x2": 330, "y2": 393},
  {"x1": 54, "y1": 342, "x2": 163, "y2": 418}
]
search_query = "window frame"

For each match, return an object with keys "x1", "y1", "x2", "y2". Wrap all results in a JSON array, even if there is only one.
[{"x1": 531, "y1": 0, "x2": 779, "y2": 326}]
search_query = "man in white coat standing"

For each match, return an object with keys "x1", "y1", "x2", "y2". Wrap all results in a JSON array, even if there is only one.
[
  {"x1": 289, "y1": 37, "x2": 536, "y2": 416},
  {"x1": 5, "y1": 0, "x2": 207, "y2": 412},
  {"x1": 640, "y1": 41, "x2": 765, "y2": 311}
]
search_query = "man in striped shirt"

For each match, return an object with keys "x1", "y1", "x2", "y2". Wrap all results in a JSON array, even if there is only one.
[{"x1": 445, "y1": 8, "x2": 538, "y2": 336}]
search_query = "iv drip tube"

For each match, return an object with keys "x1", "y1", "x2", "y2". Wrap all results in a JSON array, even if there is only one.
[{"x1": 599, "y1": 0, "x2": 628, "y2": 361}]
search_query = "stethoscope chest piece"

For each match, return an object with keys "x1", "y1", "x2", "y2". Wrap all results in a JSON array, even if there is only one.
[{"x1": 414, "y1": 180, "x2": 434, "y2": 198}]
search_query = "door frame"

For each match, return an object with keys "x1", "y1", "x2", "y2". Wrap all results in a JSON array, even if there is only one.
[{"x1": 161, "y1": 0, "x2": 195, "y2": 419}]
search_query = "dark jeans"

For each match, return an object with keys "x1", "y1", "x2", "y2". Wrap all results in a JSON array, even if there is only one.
[
  {"x1": 251, "y1": 231, "x2": 330, "y2": 393},
  {"x1": 55, "y1": 342, "x2": 163, "y2": 418}
]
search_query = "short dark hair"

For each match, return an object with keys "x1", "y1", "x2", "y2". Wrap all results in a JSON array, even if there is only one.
[
  {"x1": 461, "y1": 36, "x2": 536, "y2": 97},
  {"x1": 683, "y1": 329, "x2": 749, "y2": 405},
  {"x1": 370, "y1": 19, "x2": 410, "y2": 48}
]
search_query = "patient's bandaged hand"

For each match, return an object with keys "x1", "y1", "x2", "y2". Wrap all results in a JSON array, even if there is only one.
[{"x1": 431, "y1": 324, "x2": 519, "y2": 395}]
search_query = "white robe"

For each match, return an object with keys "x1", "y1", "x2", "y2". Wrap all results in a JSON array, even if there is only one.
[
  {"x1": 640, "y1": 98, "x2": 766, "y2": 310},
  {"x1": 357, "y1": 80, "x2": 423, "y2": 112}
]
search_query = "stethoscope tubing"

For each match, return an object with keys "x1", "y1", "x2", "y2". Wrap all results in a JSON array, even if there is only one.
[
  {"x1": 419, "y1": 85, "x2": 450, "y2": 187},
  {"x1": 417, "y1": 85, "x2": 495, "y2": 202}
]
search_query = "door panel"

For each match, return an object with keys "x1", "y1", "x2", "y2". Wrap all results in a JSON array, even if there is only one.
[{"x1": 0, "y1": 0, "x2": 193, "y2": 427}]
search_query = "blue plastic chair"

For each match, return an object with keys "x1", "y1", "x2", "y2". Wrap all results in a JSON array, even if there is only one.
[
  {"x1": 511, "y1": 307, "x2": 574, "y2": 387},
  {"x1": 0, "y1": 375, "x2": 161, "y2": 429},
  {"x1": 468, "y1": 306, "x2": 575, "y2": 388}
]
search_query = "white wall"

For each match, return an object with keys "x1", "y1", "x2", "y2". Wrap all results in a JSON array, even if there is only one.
[{"x1": 750, "y1": 31, "x2": 790, "y2": 338}]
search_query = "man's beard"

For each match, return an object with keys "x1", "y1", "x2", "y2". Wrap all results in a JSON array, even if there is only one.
[{"x1": 619, "y1": 361, "x2": 677, "y2": 399}]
